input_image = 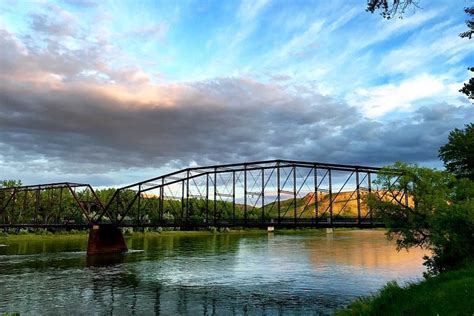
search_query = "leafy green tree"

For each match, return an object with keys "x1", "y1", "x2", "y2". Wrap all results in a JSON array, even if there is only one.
[
  {"x1": 369, "y1": 162, "x2": 474, "y2": 274},
  {"x1": 1, "y1": 180, "x2": 22, "y2": 187},
  {"x1": 438, "y1": 123, "x2": 474, "y2": 180}
]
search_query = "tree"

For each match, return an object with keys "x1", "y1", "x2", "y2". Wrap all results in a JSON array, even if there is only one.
[
  {"x1": 367, "y1": 2, "x2": 474, "y2": 100},
  {"x1": 366, "y1": 0, "x2": 418, "y2": 19},
  {"x1": 1, "y1": 180, "x2": 22, "y2": 188},
  {"x1": 460, "y1": 67, "x2": 474, "y2": 100},
  {"x1": 369, "y1": 162, "x2": 474, "y2": 274},
  {"x1": 438, "y1": 123, "x2": 474, "y2": 181}
]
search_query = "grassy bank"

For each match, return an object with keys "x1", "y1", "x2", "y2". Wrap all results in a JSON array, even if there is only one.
[
  {"x1": 336, "y1": 265, "x2": 474, "y2": 316},
  {"x1": 0, "y1": 230, "x2": 88, "y2": 242},
  {"x1": 0, "y1": 227, "x2": 341, "y2": 241}
]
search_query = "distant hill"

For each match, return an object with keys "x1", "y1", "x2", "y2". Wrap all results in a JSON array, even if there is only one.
[
  {"x1": 138, "y1": 190, "x2": 409, "y2": 220},
  {"x1": 263, "y1": 191, "x2": 369, "y2": 218}
]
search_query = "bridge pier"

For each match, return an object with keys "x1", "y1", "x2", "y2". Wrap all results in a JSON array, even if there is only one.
[{"x1": 87, "y1": 224, "x2": 127, "y2": 255}]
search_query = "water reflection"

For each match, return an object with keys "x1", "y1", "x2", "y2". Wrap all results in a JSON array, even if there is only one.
[
  {"x1": 306, "y1": 231, "x2": 427, "y2": 278},
  {"x1": 86, "y1": 253, "x2": 126, "y2": 267},
  {"x1": 0, "y1": 230, "x2": 426, "y2": 315}
]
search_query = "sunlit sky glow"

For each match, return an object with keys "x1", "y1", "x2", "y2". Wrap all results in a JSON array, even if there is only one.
[{"x1": 0, "y1": 0, "x2": 473, "y2": 186}]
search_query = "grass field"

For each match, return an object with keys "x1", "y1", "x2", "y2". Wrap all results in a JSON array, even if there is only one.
[{"x1": 336, "y1": 264, "x2": 474, "y2": 316}]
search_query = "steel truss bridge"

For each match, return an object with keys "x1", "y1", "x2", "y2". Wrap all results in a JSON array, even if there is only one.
[{"x1": 0, "y1": 160, "x2": 409, "y2": 229}]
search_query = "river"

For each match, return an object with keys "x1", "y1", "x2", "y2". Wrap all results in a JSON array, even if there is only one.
[{"x1": 0, "y1": 230, "x2": 426, "y2": 315}]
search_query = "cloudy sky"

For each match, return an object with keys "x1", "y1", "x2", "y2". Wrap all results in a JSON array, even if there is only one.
[{"x1": 0, "y1": 0, "x2": 473, "y2": 187}]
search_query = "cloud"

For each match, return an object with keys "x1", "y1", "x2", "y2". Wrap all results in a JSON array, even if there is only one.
[
  {"x1": 378, "y1": 21, "x2": 472, "y2": 76},
  {"x1": 2, "y1": 74, "x2": 470, "y2": 179},
  {"x1": 238, "y1": 0, "x2": 269, "y2": 22},
  {"x1": 62, "y1": 0, "x2": 98, "y2": 8},
  {"x1": 348, "y1": 74, "x2": 449, "y2": 118},
  {"x1": 1, "y1": 1, "x2": 473, "y2": 186},
  {"x1": 28, "y1": 4, "x2": 78, "y2": 37},
  {"x1": 127, "y1": 23, "x2": 169, "y2": 41},
  {"x1": 1, "y1": 25, "x2": 472, "y2": 185}
]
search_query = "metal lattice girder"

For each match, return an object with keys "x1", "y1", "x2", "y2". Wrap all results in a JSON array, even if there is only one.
[
  {"x1": 99, "y1": 159, "x2": 387, "y2": 225},
  {"x1": 0, "y1": 182, "x2": 108, "y2": 225},
  {"x1": 2, "y1": 159, "x2": 402, "y2": 228},
  {"x1": 0, "y1": 182, "x2": 90, "y2": 192}
]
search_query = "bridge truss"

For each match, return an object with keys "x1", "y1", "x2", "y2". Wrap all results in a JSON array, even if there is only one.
[
  {"x1": 0, "y1": 160, "x2": 408, "y2": 229},
  {"x1": 0, "y1": 182, "x2": 107, "y2": 228}
]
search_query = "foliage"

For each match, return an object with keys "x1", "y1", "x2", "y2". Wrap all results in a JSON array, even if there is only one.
[
  {"x1": 1, "y1": 180, "x2": 22, "y2": 187},
  {"x1": 460, "y1": 7, "x2": 474, "y2": 40},
  {"x1": 366, "y1": 0, "x2": 418, "y2": 19},
  {"x1": 438, "y1": 123, "x2": 474, "y2": 180},
  {"x1": 336, "y1": 264, "x2": 474, "y2": 315},
  {"x1": 369, "y1": 162, "x2": 474, "y2": 274},
  {"x1": 460, "y1": 67, "x2": 474, "y2": 100}
]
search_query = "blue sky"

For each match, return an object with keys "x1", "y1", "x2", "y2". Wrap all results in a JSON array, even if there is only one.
[{"x1": 0, "y1": 0, "x2": 473, "y2": 186}]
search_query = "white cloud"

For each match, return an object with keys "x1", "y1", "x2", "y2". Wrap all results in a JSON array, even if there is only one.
[
  {"x1": 348, "y1": 74, "x2": 449, "y2": 118},
  {"x1": 378, "y1": 22, "x2": 472, "y2": 75},
  {"x1": 273, "y1": 20, "x2": 325, "y2": 62},
  {"x1": 238, "y1": 0, "x2": 269, "y2": 22}
]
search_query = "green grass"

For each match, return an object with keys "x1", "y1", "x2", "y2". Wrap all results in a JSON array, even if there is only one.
[
  {"x1": 335, "y1": 264, "x2": 474, "y2": 316},
  {"x1": 0, "y1": 232, "x2": 88, "y2": 242},
  {"x1": 0, "y1": 227, "x2": 338, "y2": 242}
]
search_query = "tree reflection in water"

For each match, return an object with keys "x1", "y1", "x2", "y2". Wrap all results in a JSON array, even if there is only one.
[{"x1": 0, "y1": 231, "x2": 427, "y2": 314}]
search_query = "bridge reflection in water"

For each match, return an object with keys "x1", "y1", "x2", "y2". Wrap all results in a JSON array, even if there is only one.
[{"x1": 0, "y1": 160, "x2": 408, "y2": 229}]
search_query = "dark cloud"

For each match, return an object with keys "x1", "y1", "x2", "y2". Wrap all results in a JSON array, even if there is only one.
[
  {"x1": 0, "y1": 27, "x2": 472, "y2": 185},
  {"x1": 2, "y1": 75, "x2": 471, "y2": 176}
]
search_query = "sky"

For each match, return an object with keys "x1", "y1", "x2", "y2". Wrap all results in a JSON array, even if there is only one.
[{"x1": 0, "y1": 0, "x2": 473, "y2": 187}]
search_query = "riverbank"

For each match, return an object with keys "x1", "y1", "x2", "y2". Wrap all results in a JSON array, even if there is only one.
[
  {"x1": 0, "y1": 227, "x2": 354, "y2": 241},
  {"x1": 336, "y1": 264, "x2": 474, "y2": 315}
]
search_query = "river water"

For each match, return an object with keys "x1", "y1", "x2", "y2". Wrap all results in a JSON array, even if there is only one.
[{"x1": 0, "y1": 230, "x2": 426, "y2": 315}]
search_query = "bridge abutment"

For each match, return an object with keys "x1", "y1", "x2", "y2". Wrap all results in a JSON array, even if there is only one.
[{"x1": 87, "y1": 224, "x2": 127, "y2": 255}]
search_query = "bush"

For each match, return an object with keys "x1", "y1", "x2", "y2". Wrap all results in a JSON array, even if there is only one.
[{"x1": 370, "y1": 162, "x2": 474, "y2": 274}]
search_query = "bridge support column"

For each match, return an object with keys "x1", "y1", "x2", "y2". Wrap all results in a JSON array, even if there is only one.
[{"x1": 87, "y1": 224, "x2": 127, "y2": 255}]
